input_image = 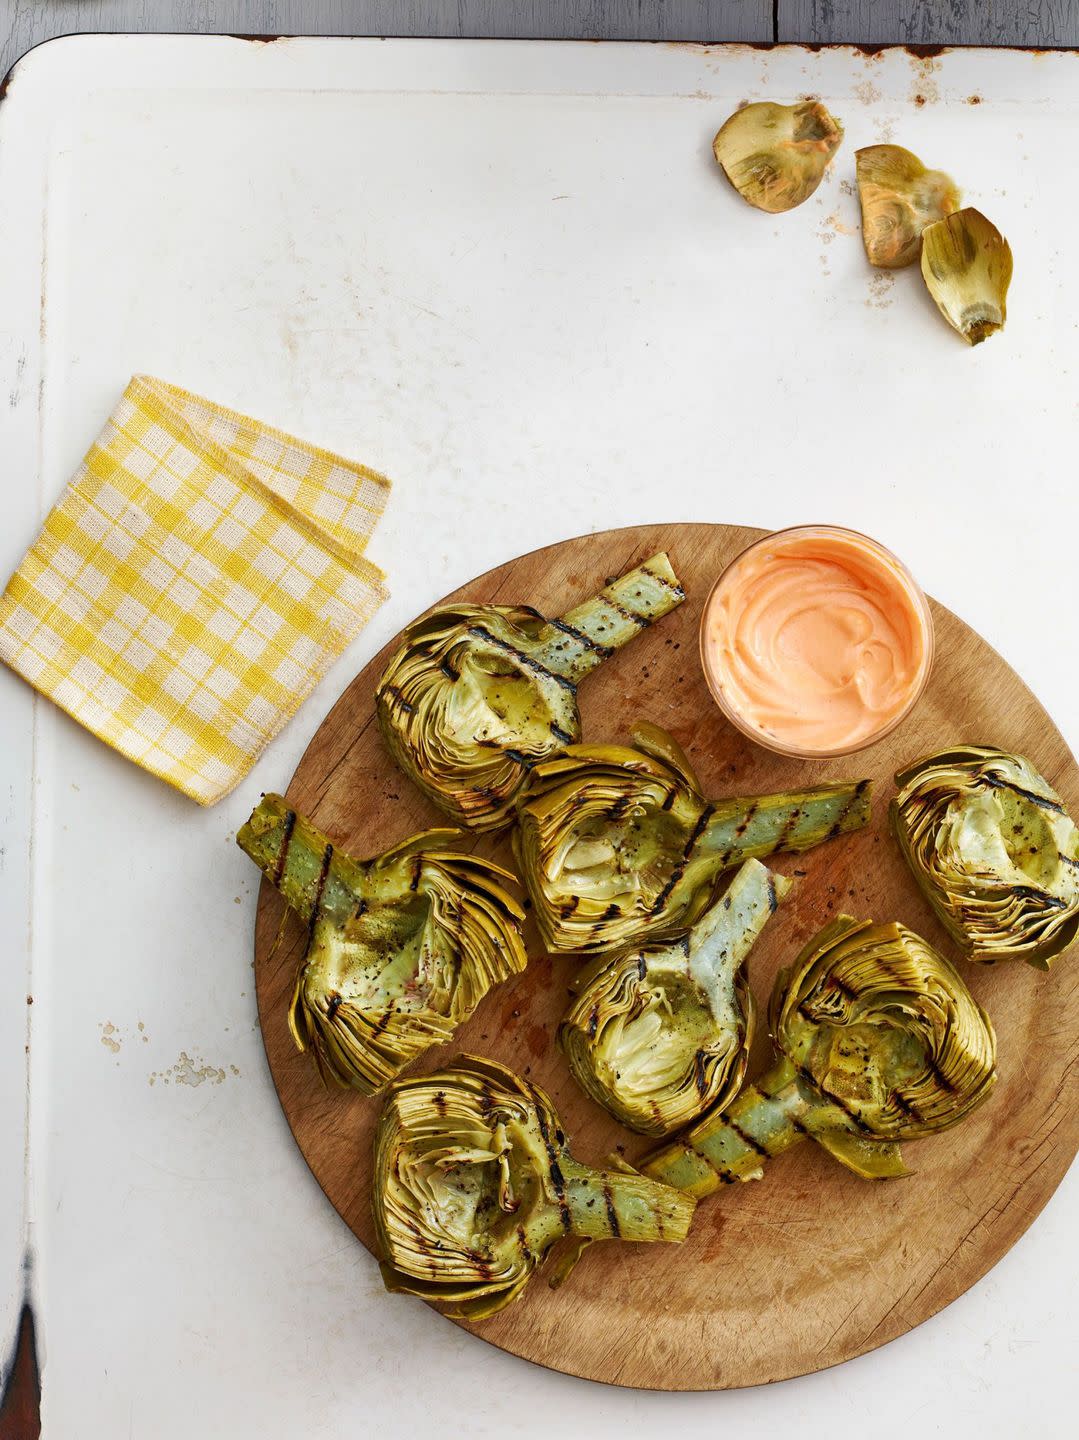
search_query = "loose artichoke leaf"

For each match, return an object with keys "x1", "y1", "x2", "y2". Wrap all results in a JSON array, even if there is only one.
[
  {"x1": 921, "y1": 207, "x2": 1013, "y2": 345},
  {"x1": 855, "y1": 143, "x2": 960, "y2": 268},
  {"x1": 713, "y1": 99, "x2": 844, "y2": 213}
]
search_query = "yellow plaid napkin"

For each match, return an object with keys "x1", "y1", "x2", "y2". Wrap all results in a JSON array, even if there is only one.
[{"x1": 0, "y1": 376, "x2": 390, "y2": 803}]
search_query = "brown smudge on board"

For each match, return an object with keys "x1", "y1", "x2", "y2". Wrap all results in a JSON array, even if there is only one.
[{"x1": 0, "y1": 1302, "x2": 41, "y2": 1440}]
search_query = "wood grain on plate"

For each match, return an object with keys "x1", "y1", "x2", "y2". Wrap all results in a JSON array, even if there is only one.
[{"x1": 253, "y1": 523, "x2": 1079, "y2": 1390}]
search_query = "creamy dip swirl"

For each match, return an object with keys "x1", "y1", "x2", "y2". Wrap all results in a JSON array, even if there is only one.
[{"x1": 703, "y1": 529, "x2": 931, "y2": 755}]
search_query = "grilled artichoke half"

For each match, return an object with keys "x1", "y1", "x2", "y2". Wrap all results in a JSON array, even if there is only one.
[
  {"x1": 855, "y1": 144, "x2": 960, "y2": 268},
  {"x1": 515, "y1": 721, "x2": 871, "y2": 955},
  {"x1": 891, "y1": 746, "x2": 1079, "y2": 969},
  {"x1": 238, "y1": 795, "x2": 526, "y2": 1094},
  {"x1": 643, "y1": 916, "x2": 997, "y2": 1197},
  {"x1": 374, "y1": 1054, "x2": 696, "y2": 1319},
  {"x1": 560, "y1": 859, "x2": 792, "y2": 1136},
  {"x1": 713, "y1": 99, "x2": 844, "y2": 213},
  {"x1": 376, "y1": 553, "x2": 685, "y2": 832},
  {"x1": 921, "y1": 207, "x2": 1012, "y2": 345}
]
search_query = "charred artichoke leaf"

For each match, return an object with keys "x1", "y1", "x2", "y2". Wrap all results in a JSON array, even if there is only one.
[
  {"x1": 643, "y1": 915, "x2": 997, "y2": 1197},
  {"x1": 560, "y1": 859, "x2": 792, "y2": 1136},
  {"x1": 855, "y1": 144, "x2": 960, "y2": 268},
  {"x1": 921, "y1": 207, "x2": 1012, "y2": 345},
  {"x1": 373, "y1": 1054, "x2": 696, "y2": 1319},
  {"x1": 376, "y1": 553, "x2": 685, "y2": 833},
  {"x1": 892, "y1": 745, "x2": 1079, "y2": 969},
  {"x1": 514, "y1": 724, "x2": 870, "y2": 954},
  {"x1": 237, "y1": 795, "x2": 526, "y2": 1094},
  {"x1": 713, "y1": 99, "x2": 844, "y2": 213}
]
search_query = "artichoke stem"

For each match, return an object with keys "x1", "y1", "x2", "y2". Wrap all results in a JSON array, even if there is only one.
[
  {"x1": 641, "y1": 1057, "x2": 809, "y2": 1198},
  {"x1": 537, "y1": 552, "x2": 685, "y2": 684},
  {"x1": 699, "y1": 781, "x2": 871, "y2": 865},
  {"x1": 561, "y1": 1158, "x2": 696, "y2": 1243},
  {"x1": 237, "y1": 794, "x2": 366, "y2": 926}
]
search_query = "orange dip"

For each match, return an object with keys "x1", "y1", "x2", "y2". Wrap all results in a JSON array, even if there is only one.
[{"x1": 702, "y1": 527, "x2": 933, "y2": 756}]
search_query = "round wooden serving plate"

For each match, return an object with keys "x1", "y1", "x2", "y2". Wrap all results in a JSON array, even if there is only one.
[{"x1": 254, "y1": 524, "x2": 1079, "y2": 1390}]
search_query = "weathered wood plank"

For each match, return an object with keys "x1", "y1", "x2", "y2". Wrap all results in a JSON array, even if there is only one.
[{"x1": 777, "y1": 1, "x2": 1078, "y2": 46}]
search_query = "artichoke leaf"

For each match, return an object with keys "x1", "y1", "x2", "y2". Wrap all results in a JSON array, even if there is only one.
[
  {"x1": 515, "y1": 724, "x2": 871, "y2": 954},
  {"x1": 920, "y1": 207, "x2": 1012, "y2": 345},
  {"x1": 891, "y1": 745, "x2": 1079, "y2": 968},
  {"x1": 375, "y1": 553, "x2": 685, "y2": 832},
  {"x1": 374, "y1": 1055, "x2": 696, "y2": 1318},
  {"x1": 855, "y1": 143, "x2": 960, "y2": 268},
  {"x1": 713, "y1": 99, "x2": 844, "y2": 213},
  {"x1": 643, "y1": 915, "x2": 997, "y2": 1196},
  {"x1": 237, "y1": 795, "x2": 527, "y2": 1094}
]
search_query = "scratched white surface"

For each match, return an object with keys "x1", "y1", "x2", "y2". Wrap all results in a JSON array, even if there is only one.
[{"x1": 0, "y1": 35, "x2": 1076, "y2": 1438}]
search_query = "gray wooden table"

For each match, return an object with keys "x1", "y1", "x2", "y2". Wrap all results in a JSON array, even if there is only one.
[{"x1": 1, "y1": 1, "x2": 1076, "y2": 85}]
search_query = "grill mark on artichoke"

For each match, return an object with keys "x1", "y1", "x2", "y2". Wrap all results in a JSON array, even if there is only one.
[
  {"x1": 527, "y1": 1083, "x2": 572, "y2": 1230},
  {"x1": 604, "y1": 598, "x2": 651, "y2": 629},
  {"x1": 307, "y1": 843, "x2": 334, "y2": 945},
  {"x1": 774, "y1": 807, "x2": 803, "y2": 851},
  {"x1": 272, "y1": 809, "x2": 298, "y2": 886},
  {"x1": 724, "y1": 1116, "x2": 769, "y2": 1157},
  {"x1": 433, "y1": 1090, "x2": 448, "y2": 1116},
  {"x1": 825, "y1": 779, "x2": 871, "y2": 841},
  {"x1": 379, "y1": 683, "x2": 414, "y2": 714},
  {"x1": 547, "y1": 616, "x2": 615, "y2": 659},
  {"x1": 650, "y1": 804, "x2": 716, "y2": 916},
  {"x1": 326, "y1": 992, "x2": 343, "y2": 1022},
  {"x1": 638, "y1": 564, "x2": 685, "y2": 599},
  {"x1": 693, "y1": 1051, "x2": 709, "y2": 1098},
  {"x1": 439, "y1": 656, "x2": 460, "y2": 682},
  {"x1": 766, "y1": 874, "x2": 779, "y2": 913},
  {"x1": 733, "y1": 802, "x2": 759, "y2": 839},
  {"x1": 981, "y1": 773, "x2": 1065, "y2": 814},
  {"x1": 466, "y1": 624, "x2": 578, "y2": 694},
  {"x1": 550, "y1": 721, "x2": 574, "y2": 745},
  {"x1": 795, "y1": 1062, "x2": 873, "y2": 1133},
  {"x1": 888, "y1": 1089, "x2": 926, "y2": 1123},
  {"x1": 602, "y1": 1184, "x2": 621, "y2": 1236},
  {"x1": 660, "y1": 789, "x2": 676, "y2": 812},
  {"x1": 410, "y1": 855, "x2": 423, "y2": 891},
  {"x1": 502, "y1": 748, "x2": 536, "y2": 770},
  {"x1": 1008, "y1": 884, "x2": 1068, "y2": 910},
  {"x1": 1060, "y1": 852, "x2": 1079, "y2": 870}
]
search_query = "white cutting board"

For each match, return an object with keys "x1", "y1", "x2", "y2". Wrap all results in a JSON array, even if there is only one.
[{"x1": 0, "y1": 34, "x2": 1075, "y2": 1438}]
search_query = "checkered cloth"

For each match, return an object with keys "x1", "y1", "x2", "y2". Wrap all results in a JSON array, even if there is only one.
[{"x1": 0, "y1": 376, "x2": 390, "y2": 803}]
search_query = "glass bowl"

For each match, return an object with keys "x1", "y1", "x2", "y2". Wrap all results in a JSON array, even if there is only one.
[{"x1": 699, "y1": 524, "x2": 935, "y2": 760}]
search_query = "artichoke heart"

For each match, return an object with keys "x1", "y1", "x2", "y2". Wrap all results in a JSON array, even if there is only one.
[
  {"x1": 855, "y1": 144, "x2": 960, "y2": 268},
  {"x1": 515, "y1": 720, "x2": 871, "y2": 955},
  {"x1": 644, "y1": 915, "x2": 997, "y2": 1197},
  {"x1": 891, "y1": 745, "x2": 1079, "y2": 969},
  {"x1": 237, "y1": 795, "x2": 527, "y2": 1094},
  {"x1": 376, "y1": 553, "x2": 685, "y2": 832},
  {"x1": 713, "y1": 99, "x2": 844, "y2": 213},
  {"x1": 921, "y1": 207, "x2": 1012, "y2": 345},
  {"x1": 373, "y1": 1054, "x2": 696, "y2": 1319},
  {"x1": 560, "y1": 859, "x2": 792, "y2": 1137}
]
